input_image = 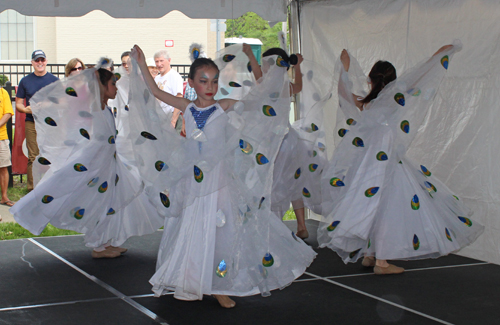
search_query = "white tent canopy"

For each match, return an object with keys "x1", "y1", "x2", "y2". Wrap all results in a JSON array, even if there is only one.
[{"x1": 0, "y1": 0, "x2": 289, "y2": 21}]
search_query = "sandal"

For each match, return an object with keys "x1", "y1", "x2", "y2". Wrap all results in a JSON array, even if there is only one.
[{"x1": 0, "y1": 200, "x2": 14, "y2": 207}]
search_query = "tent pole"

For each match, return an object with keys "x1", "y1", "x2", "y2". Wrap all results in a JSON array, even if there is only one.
[{"x1": 289, "y1": 0, "x2": 310, "y2": 221}]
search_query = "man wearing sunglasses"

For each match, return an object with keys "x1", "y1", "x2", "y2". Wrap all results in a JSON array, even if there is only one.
[{"x1": 15, "y1": 50, "x2": 58, "y2": 193}]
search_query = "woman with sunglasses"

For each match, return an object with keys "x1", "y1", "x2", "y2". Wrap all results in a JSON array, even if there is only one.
[{"x1": 64, "y1": 58, "x2": 86, "y2": 77}]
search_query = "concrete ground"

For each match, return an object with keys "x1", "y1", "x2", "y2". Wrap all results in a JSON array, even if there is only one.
[{"x1": 0, "y1": 201, "x2": 15, "y2": 223}]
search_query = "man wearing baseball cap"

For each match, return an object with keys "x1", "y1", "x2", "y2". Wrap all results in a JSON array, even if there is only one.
[{"x1": 15, "y1": 50, "x2": 58, "y2": 192}]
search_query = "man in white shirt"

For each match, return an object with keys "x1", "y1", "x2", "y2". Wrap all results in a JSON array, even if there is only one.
[{"x1": 154, "y1": 50, "x2": 184, "y2": 130}]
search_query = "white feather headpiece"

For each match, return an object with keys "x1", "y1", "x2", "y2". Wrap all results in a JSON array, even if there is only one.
[
  {"x1": 189, "y1": 43, "x2": 207, "y2": 63},
  {"x1": 95, "y1": 57, "x2": 114, "y2": 70}
]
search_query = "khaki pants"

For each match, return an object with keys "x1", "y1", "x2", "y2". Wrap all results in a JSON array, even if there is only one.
[{"x1": 25, "y1": 121, "x2": 39, "y2": 191}]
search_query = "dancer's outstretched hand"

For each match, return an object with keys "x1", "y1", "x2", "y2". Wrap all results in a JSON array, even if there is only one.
[
  {"x1": 131, "y1": 45, "x2": 146, "y2": 65},
  {"x1": 295, "y1": 53, "x2": 304, "y2": 66},
  {"x1": 433, "y1": 44, "x2": 453, "y2": 56},
  {"x1": 242, "y1": 43, "x2": 252, "y2": 56},
  {"x1": 340, "y1": 49, "x2": 350, "y2": 71}
]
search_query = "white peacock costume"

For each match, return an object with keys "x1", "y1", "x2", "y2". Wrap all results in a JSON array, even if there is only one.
[{"x1": 318, "y1": 42, "x2": 484, "y2": 263}]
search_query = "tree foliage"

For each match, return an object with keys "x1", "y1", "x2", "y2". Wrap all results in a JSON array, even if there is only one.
[
  {"x1": 225, "y1": 12, "x2": 285, "y2": 52},
  {"x1": 0, "y1": 75, "x2": 8, "y2": 87}
]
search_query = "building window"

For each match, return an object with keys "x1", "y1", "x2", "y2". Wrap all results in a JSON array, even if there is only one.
[{"x1": 0, "y1": 10, "x2": 34, "y2": 60}]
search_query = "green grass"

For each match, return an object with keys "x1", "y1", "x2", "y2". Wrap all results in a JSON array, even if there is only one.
[
  {"x1": 8, "y1": 175, "x2": 29, "y2": 202},
  {"x1": 283, "y1": 208, "x2": 297, "y2": 221},
  {"x1": 0, "y1": 222, "x2": 80, "y2": 240},
  {"x1": 1, "y1": 175, "x2": 80, "y2": 240}
]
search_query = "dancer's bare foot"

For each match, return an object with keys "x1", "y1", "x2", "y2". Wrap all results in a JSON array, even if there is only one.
[
  {"x1": 374, "y1": 264, "x2": 405, "y2": 275},
  {"x1": 106, "y1": 246, "x2": 128, "y2": 254},
  {"x1": 361, "y1": 256, "x2": 376, "y2": 267},
  {"x1": 296, "y1": 229, "x2": 309, "y2": 240},
  {"x1": 214, "y1": 295, "x2": 236, "y2": 308}
]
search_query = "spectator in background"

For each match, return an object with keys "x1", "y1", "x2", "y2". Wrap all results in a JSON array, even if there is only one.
[
  {"x1": 0, "y1": 86, "x2": 14, "y2": 208},
  {"x1": 146, "y1": 58, "x2": 158, "y2": 78},
  {"x1": 121, "y1": 51, "x2": 131, "y2": 73},
  {"x1": 15, "y1": 50, "x2": 58, "y2": 192},
  {"x1": 154, "y1": 49, "x2": 184, "y2": 132},
  {"x1": 64, "y1": 58, "x2": 86, "y2": 77}
]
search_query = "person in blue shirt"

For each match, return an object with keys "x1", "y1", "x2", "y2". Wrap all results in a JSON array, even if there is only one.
[{"x1": 15, "y1": 50, "x2": 58, "y2": 192}]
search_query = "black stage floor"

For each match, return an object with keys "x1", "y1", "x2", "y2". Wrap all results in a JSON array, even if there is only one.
[{"x1": 1, "y1": 220, "x2": 498, "y2": 325}]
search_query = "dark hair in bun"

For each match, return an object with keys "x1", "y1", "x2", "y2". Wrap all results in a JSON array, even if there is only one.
[
  {"x1": 361, "y1": 60, "x2": 397, "y2": 104},
  {"x1": 262, "y1": 47, "x2": 298, "y2": 69}
]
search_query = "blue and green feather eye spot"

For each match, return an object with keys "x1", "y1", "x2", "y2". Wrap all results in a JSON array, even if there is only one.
[
  {"x1": 140, "y1": 131, "x2": 157, "y2": 140},
  {"x1": 223, "y1": 54, "x2": 235, "y2": 62},
  {"x1": 276, "y1": 57, "x2": 290, "y2": 68},
  {"x1": 394, "y1": 93, "x2": 405, "y2": 106},
  {"x1": 309, "y1": 164, "x2": 318, "y2": 172},
  {"x1": 445, "y1": 228, "x2": 452, "y2": 242},
  {"x1": 65, "y1": 87, "x2": 77, "y2": 97},
  {"x1": 327, "y1": 220, "x2": 340, "y2": 232},
  {"x1": 108, "y1": 136, "x2": 115, "y2": 144},
  {"x1": 302, "y1": 187, "x2": 311, "y2": 198},
  {"x1": 441, "y1": 55, "x2": 449, "y2": 69},
  {"x1": 107, "y1": 208, "x2": 115, "y2": 215},
  {"x1": 41, "y1": 195, "x2": 53, "y2": 204},
  {"x1": 330, "y1": 177, "x2": 345, "y2": 187},
  {"x1": 407, "y1": 87, "x2": 421, "y2": 96},
  {"x1": 160, "y1": 192, "x2": 170, "y2": 208},
  {"x1": 413, "y1": 234, "x2": 420, "y2": 250},
  {"x1": 262, "y1": 253, "x2": 274, "y2": 267},
  {"x1": 155, "y1": 160, "x2": 167, "y2": 172},
  {"x1": 376, "y1": 151, "x2": 388, "y2": 161},
  {"x1": 365, "y1": 187, "x2": 379, "y2": 197},
  {"x1": 256, "y1": 153, "x2": 269, "y2": 165},
  {"x1": 420, "y1": 165, "x2": 431, "y2": 177},
  {"x1": 294, "y1": 168, "x2": 301, "y2": 179},
  {"x1": 411, "y1": 195, "x2": 420, "y2": 210},
  {"x1": 38, "y1": 157, "x2": 51, "y2": 165},
  {"x1": 346, "y1": 118, "x2": 356, "y2": 126},
  {"x1": 458, "y1": 216, "x2": 472, "y2": 227},
  {"x1": 239, "y1": 139, "x2": 253, "y2": 154},
  {"x1": 87, "y1": 177, "x2": 99, "y2": 187},
  {"x1": 194, "y1": 165, "x2": 204, "y2": 183},
  {"x1": 262, "y1": 105, "x2": 276, "y2": 116},
  {"x1": 401, "y1": 120, "x2": 410, "y2": 133},
  {"x1": 74, "y1": 163, "x2": 87, "y2": 172},
  {"x1": 44, "y1": 117, "x2": 57, "y2": 126},
  {"x1": 424, "y1": 181, "x2": 437, "y2": 193},
  {"x1": 71, "y1": 207, "x2": 85, "y2": 220},
  {"x1": 258, "y1": 197, "x2": 265, "y2": 209},
  {"x1": 352, "y1": 137, "x2": 364, "y2": 147},
  {"x1": 247, "y1": 61, "x2": 252, "y2": 72},
  {"x1": 229, "y1": 81, "x2": 241, "y2": 87},
  {"x1": 80, "y1": 128, "x2": 90, "y2": 140},
  {"x1": 216, "y1": 259, "x2": 227, "y2": 278},
  {"x1": 98, "y1": 181, "x2": 108, "y2": 193},
  {"x1": 338, "y1": 128, "x2": 348, "y2": 137}
]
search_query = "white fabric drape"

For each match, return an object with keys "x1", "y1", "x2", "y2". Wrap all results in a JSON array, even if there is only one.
[{"x1": 301, "y1": 0, "x2": 500, "y2": 264}]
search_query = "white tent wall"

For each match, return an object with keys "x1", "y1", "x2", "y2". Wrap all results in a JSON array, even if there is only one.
[{"x1": 300, "y1": 0, "x2": 500, "y2": 264}]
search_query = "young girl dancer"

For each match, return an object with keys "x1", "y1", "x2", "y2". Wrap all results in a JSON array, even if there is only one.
[
  {"x1": 11, "y1": 60, "x2": 163, "y2": 258},
  {"x1": 130, "y1": 44, "x2": 316, "y2": 308},
  {"x1": 237, "y1": 44, "x2": 331, "y2": 240},
  {"x1": 319, "y1": 42, "x2": 484, "y2": 274}
]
